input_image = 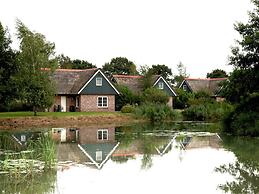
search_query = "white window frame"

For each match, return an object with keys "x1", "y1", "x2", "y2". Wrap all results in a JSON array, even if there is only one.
[
  {"x1": 96, "y1": 77, "x2": 102, "y2": 86},
  {"x1": 97, "y1": 129, "x2": 108, "y2": 140},
  {"x1": 97, "y1": 96, "x2": 108, "y2": 108},
  {"x1": 21, "y1": 135, "x2": 26, "y2": 142},
  {"x1": 183, "y1": 85, "x2": 187, "y2": 91},
  {"x1": 158, "y1": 82, "x2": 164, "y2": 89},
  {"x1": 96, "y1": 151, "x2": 103, "y2": 161}
]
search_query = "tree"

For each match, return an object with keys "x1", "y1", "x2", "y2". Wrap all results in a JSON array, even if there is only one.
[
  {"x1": 0, "y1": 22, "x2": 19, "y2": 110},
  {"x1": 149, "y1": 64, "x2": 172, "y2": 81},
  {"x1": 102, "y1": 57, "x2": 138, "y2": 75},
  {"x1": 57, "y1": 54, "x2": 96, "y2": 69},
  {"x1": 16, "y1": 20, "x2": 57, "y2": 115},
  {"x1": 71, "y1": 59, "x2": 96, "y2": 69},
  {"x1": 222, "y1": 0, "x2": 259, "y2": 103},
  {"x1": 206, "y1": 69, "x2": 228, "y2": 78},
  {"x1": 222, "y1": 0, "x2": 259, "y2": 136},
  {"x1": 174, "y1": 62, "x2": 189, "y2": 86}
]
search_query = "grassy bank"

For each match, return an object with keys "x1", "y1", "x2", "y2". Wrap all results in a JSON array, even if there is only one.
[
  {"x1": 0, "y1": 111, "x2": 137, "y2": 130},
  {"x1": 0, "y1": 111, "x2": 125, "y2": 118}
]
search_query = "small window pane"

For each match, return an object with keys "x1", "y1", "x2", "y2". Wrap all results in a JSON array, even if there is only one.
[
  {"x1": 158, "y1": 82, "x2": 164, "y2": 89},
  {"x1": 21, "y1": 135, "x2": 26, "y2": 142},
  {"x1": 103, "y1": 131, "x2": 108, "y2": 140},
  {"x1": 97, "y1": 131, "x2": 102, "y2": 140},
  {"x1": 96, "y1": 151, "x2": 102, "y2": 161},
  {"x1": 96, "y1": 77, "x2": 102, "y2": 86}
]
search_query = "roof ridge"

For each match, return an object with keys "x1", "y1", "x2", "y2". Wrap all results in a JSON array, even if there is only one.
[
  {"x1": 56, "y1": 68, "x2": 99, "y2": 72},
  {"x1": 113, "y1": 75, "x2": 143, "y2": 78},
  {"x1": 186, "y1": 77, "x2": 227, "y2": 81}
]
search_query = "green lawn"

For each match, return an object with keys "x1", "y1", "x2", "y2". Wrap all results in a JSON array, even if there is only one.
[{"x1": 0, "y1": 111, "x2": 125, "y2": 118}]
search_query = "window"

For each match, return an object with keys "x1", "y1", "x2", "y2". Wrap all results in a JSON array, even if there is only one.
[
  {"x1": 97, "y1": 96, "x2": 108, "y2": 108},
  {"x1": 183, "y1": 85, "x2": 187, "y2": 91},
  {"x1": 97, "y1": 129, "x2": 108, "y2": 140},
  {"x1": 96, "y1": 151, "x2": 103, "y2": 161},
  {"x1": 158, "y1": 82, "x2": 164, "y2": 89},
  {"x1": 21, "y1": 135, "x2": 26, "y2": 142},
  {"x1": 96, "y1": 77, "x2": 102, "y2": 86}
]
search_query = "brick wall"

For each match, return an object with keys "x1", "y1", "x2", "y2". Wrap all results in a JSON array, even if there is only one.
[
  {"x1": 79, "y1": 127, "x2": 116, "y2": 144},
  {"x1": 80, "y1": 95, "x2": 115, "y2": 112}
]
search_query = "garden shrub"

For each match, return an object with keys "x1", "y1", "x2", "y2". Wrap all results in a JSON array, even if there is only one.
[
  {"x1": 142, "y1": 88, "x2": 169, "y2": 105},
  {"x1": 135, "y1": 103, "x2": 178, "y2": 122},
  {"x1": 222, "y1": 93, "x2": 259, "y2": 136},
  {"x1": 182, "y1": 101, "x2": 233, "y2": 122},
  {"x1": 121, "y1": 104, "x2": 135, "y2": 113}
]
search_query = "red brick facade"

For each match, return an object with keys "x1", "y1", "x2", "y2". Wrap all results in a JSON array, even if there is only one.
[
  {"x1": 79, "y1": 95, "x2": 115, "y2": 112},
  {"x1": 79, "y1": 127, "x2": 115, "y2": 144}
]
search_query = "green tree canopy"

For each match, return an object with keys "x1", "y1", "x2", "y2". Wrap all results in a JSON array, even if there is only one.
[
  {"x1": 16, "y1": 19, "x2": 57, "y2": 115},
  {"x1": 57, "y1": 54, "x2": 96, "y2": 69},
  {"x1": 149, "y1": 64, "x2": 172, "y2": 81},
  {"x1": 206, "y1": 69, "x2": 228, "y2": 78},
  {"x1": 222, "y1": 0, "x2": 259, "y2": 103},
  {"x1": 0, "y1": 22, "x2": 18, "y2": 109},
  {"x1": 102, "y1": 57, "x2": 138, "y2": 75}
]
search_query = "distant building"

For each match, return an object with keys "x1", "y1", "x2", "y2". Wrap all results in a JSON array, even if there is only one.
[
  {"x1": 113, "y1": 75, "x2": 177, "y2": 107},
  {"x1": 179, "y1": 78, "x2": 227, "y2": 101}
]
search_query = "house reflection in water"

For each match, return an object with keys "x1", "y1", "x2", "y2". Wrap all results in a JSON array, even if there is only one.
[{"x1": 53, "y1": 127, "x2": 119, "y2": 169}]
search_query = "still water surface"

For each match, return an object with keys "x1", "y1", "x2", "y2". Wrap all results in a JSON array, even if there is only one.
[{"x1": 0, "y1": 123, "x2": 259, "y2": 194}]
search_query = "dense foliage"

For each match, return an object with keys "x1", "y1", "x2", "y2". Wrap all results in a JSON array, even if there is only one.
[
  {"x1": 206, "y1": 69, "x2": 228, "y2": 78},
  {"x1": 103, "y1": 57, "x2": 138, "y2": 75},
  {"x1": 16, "y1": 20, "x2": 57, "y2": 115},
  {"x1": 142, "y1": 88, "x2": 169, "y2": 104},
  {"x1": 221, "y1": 0, "x2": 259, "y2": 136},
  {"x1": 0, "y1": 22, "x2": 19, "y2": 110},
  {"x1": 223, "y1": 93, "x2": 259, "y2": 136},
  {"x1": 135, "y1": 103, "x2": 179, "y2": 122},
  {"x1": 57, "y1": 54, "x2": 96, "y2": 69},
  {"x1": 115, "y1": 85, "x2": 141, "y2": 111}
]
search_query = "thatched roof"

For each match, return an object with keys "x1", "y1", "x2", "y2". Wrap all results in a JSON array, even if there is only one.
[
  {"x1": 51, "y1": 68, "x2": 99, "y2": 94},
  {"x1": 182, "y1": 78, "x2": 227, "y2": 95},
  {"x1": 112, "y1": 75, "x2": 161, "y2": 93}
]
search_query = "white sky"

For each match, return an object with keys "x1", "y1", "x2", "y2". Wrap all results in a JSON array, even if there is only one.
[{"x1": 0, "y1": 0, "x2": 252, "y2": 77}]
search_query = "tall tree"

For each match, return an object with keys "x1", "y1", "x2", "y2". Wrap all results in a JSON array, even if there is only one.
[
  {"x1": 223, "y1": 0, "x2": 259, "y2": 103},
  {"x1": 174, "y1": 61, "x2": 189, "y2": 86},
  {"x1": 102, "y1": 57, "x2": 138, "y2": 75},
  {"x1": 150, "y1": 64, "x2": 173, "y2": 81},
  {"x1": 16, "y1": 20, "x2": 57, "y2": 115},
  {"x1": 0, "y1": 22, "x2": 18, "y2": 110},
  {"x1": 206, "y1": 69, "x2": 228, "y2": 78}
]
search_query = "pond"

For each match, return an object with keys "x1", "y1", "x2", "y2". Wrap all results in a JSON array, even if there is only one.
[{"x1": 0, "y1": 123, "x2": 259, "y2": 194}]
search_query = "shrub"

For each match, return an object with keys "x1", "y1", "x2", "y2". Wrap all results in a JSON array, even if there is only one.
[
  {"x1": 222, "y1": 93, "x2": 259, "y2": 136},
  {"x1": 142, "y1": 88, "x2": 169, "y2": 105},
  {"x1": 135, "y1": 103, "x2": 178, "y2": 122},
  {"x1": 182, "y1": 101, "x2": 233, "y2": 122},
  {"x1": 173, "y1": 88, "x2": 194, "y2": 109},
  {"x1": 115, "y1": 85, "x2": 141, "y2": 111},
  {"x1": 121, "y1": 104, "x2": 135, "y2": 113}
]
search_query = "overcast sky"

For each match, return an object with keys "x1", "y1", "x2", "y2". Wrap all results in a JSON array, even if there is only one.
[{"x1": 0, "y1": 0, "x2": 253, "y2": 77}]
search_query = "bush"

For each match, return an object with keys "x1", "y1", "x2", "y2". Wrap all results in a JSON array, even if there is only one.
[
  {"x1": 121, "y1": 104, "x2": 135, "y2": 113},
  {"x1": 222, "y1": 93, "x2": 259, "y2": 136},
  {"x1": 182, "y1": 101, "x2": 233, "y2": 122},
  {"x1": 142, "y1": 88, "x2": 169, "y2": 105},
  {"x1": 115, "y1": 85, "x2": 141, "y2": 111},
  {"x1": 173, "y1": 88, "x2": 194, "y2": 109},
  {"x1": 135, "y1": 103, "x2": 178, "y2": 122}
]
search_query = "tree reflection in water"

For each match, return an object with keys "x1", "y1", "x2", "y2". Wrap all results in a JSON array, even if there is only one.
[{"x1": 215, "y1": 135, "x2": 259, "y2": 194}]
